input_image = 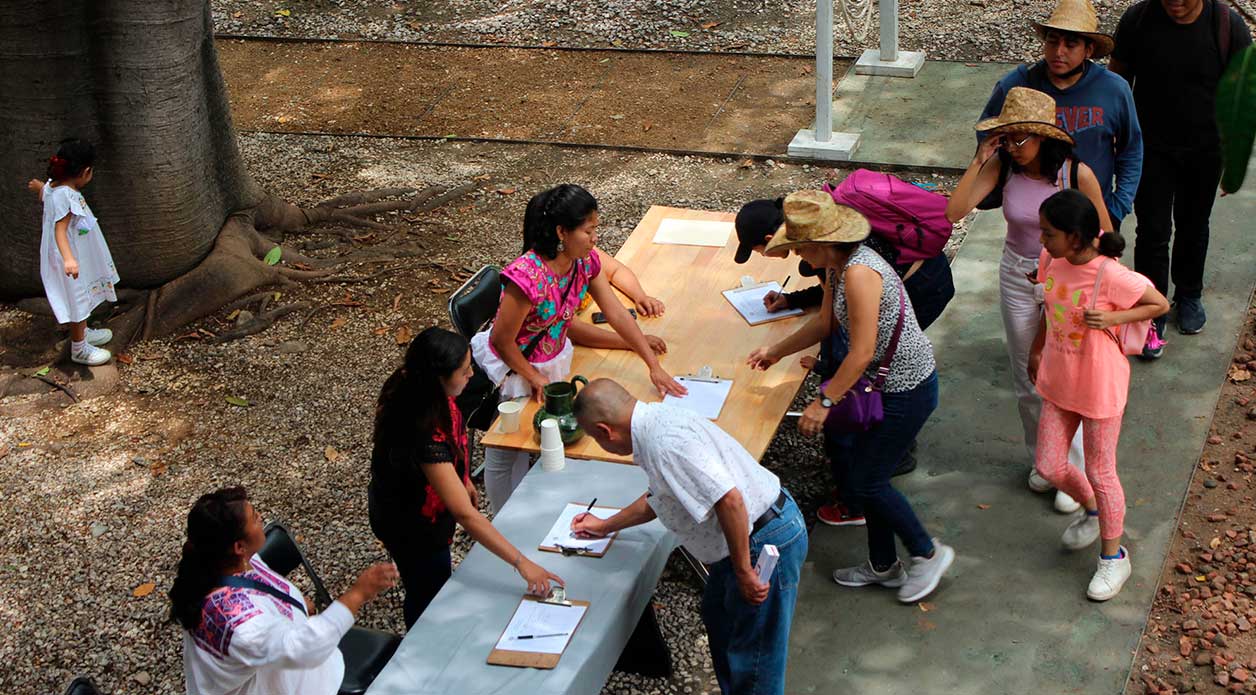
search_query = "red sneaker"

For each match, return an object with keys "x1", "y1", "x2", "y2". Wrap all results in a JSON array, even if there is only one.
[{"x1": 817, "y1": 503, "x2": 866, "y2": 527}]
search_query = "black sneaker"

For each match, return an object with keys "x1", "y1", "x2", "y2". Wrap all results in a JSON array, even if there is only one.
[
  {"x1": 893, "y1": 449, "x2": 917, "y2": 477},
  {"x1": 1177, "y1": 297, "x2": 1206, "y2": 335},
  {"x1": 1139, "y1": 316, "x2": 1167, "y2": 361}
]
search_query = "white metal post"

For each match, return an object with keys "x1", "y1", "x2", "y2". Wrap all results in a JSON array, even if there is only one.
[
  {"x1": 878, "y1": 0, "x2": 898, "y2": 63},
  {"x1": 815, "y1": 0, "x2": 834, "y2": 142}
]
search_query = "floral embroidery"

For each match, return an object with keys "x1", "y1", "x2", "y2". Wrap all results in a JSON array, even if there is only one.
[{"x1": 499, "y1": 251, "x2": 600, "y2": 360}]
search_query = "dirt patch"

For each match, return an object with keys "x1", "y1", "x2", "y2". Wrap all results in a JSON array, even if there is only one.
[
  {"x1": 216, "y1": 39, "x2": 827, "y2": 154},
  {"x1": 1128, "y1": 294, "x2": 1256, "y2": 695}
]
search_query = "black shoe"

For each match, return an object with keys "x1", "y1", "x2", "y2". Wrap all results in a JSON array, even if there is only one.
[
  {"x1": 1176, "y1": 297, "x2": 1206, "y2": 335},
  {"x1": 892, "y1": 450, "x2": 917, "y2": 477}
]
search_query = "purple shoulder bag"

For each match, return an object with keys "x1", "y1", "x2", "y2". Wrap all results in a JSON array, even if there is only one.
[{"x1": 820, "y1": 277, "x2": 907, "y2": 435}]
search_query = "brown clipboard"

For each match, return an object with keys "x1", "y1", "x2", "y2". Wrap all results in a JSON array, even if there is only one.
[
  {"x1": 486, "y1": 595, "x2": 591, "y2": 669},
  {"x1": 537, "y1": 503, "x2": 620, "y2": 558}
]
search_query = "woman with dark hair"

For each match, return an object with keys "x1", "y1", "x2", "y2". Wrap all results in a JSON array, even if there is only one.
[
  {"x1": 473, "y1": 184, "x2": 687, "y2": 512},
  {"x1": 747, "y1": 191, "x2": 955, "y2": 604},
  {"x1": 371, "y1": 326, "x2": 564, "y2": 629},
  {"x1": 946, "y1": 87, "x2": 1113, "y2": 515},
  {"x1": 173, "y1": 487, "x2": 397, "y2": 695}
]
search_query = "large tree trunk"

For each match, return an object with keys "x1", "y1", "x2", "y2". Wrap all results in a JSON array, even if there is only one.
[{"x1": 0, "y1": 0, "x2": 260, "y2": 298}]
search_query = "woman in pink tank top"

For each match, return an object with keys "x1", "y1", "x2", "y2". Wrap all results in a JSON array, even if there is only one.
[{"x1": 945, "y1": 87, "x2": 1113, "y2": 513}]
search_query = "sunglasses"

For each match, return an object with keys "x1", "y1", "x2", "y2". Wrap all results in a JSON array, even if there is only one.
[{"x1": 1001, "y1": 134, "x2": 1034, "y2": 149}]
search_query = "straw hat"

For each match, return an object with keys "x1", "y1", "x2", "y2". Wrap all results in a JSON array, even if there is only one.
[
  {"x1": 1032, "y1": 0, "x2": 1115, "y2": 59},
  {"x1": 762, "y1": 190, "x2": 870, "y2": 257},
  {"x1": 974, "y1": 87, "x2": 1074, "y2": 145}
]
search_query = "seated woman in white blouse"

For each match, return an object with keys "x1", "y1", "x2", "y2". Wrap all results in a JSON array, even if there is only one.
[{"x1": 171, "y1": 487, "x2": 398, "y2": 695}]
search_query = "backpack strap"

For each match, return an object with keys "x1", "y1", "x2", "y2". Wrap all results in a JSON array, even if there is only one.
[
  {"x1": 870, "y1": 276, "x2": 907, "y2": 391},
  {"x1": 1090, "y1": 259, "x2": 1125, "y2": 349},
  {"x1": 218, "y1": 575, "x2": 307, "y2": 615},
  {"x1": 1057, "y1": 158, "x2": 1080, "y2": 191},
  {"x1": 1216, "y1": 0, "x2": 1233, "y2": 70}
]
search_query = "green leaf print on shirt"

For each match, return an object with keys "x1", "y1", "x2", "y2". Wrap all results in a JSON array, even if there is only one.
[{"x1": 77, "y1": 227, "x2": 90, "y2": 236}]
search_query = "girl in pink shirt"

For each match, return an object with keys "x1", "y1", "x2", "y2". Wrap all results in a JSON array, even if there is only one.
[{"x1": 1029, "y1": 190, "x2": 1168, "y2": 602}]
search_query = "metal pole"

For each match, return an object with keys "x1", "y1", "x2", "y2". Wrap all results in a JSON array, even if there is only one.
[
  {"x1": 879, "y1": 0, "x2": 899, "y2": 62},
  {"x1": 816, "y1": 0, "x2": 833, "y2": 142}
]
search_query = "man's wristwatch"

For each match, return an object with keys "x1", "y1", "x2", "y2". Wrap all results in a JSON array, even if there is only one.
[{"x1": 819, "y1": 396, "x2": 835, "y2": 408}]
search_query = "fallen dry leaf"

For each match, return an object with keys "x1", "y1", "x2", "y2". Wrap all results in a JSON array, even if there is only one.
[
  {"x1": 738, "y1": 159, "x2": 756, "y2": 169},
  {"x1": 1210, "y1": 536, "x2": 1222, "y2": 549},
  {"x1": 643, "y1": 121, "x2": 653, "y2": 132},
  {"x1": 116, "y1": 354, "x2": 134, "y2": 365},
  {"x1": 373, "y1": 326, "x2": 390, "y2": 336},
  {"x1": 473, "y1": 174, "x2": 492, "y2": 181},
  {"x1": 395, "y1": 325, "x2": 414, "y2": 346},
  {"x1": 330, "y1": 317, "x2": 347, "y2": 330},
  {"x1": 919, "y1": 602, "x2": 936, "y2": 612},
  {"x1": 701, "y1": 20, "x2": 722, "y2": 29},
  {"x1": 1229, "y1": 365, "x2": 1251, "y2": 382},
  {"x1": 977, "y1": 503, "x2": 991, "y2": 510},
  {"x1": 541, "y1": 41, "x2": 557, "y2": 47},
  {"x1": 132, "y1": 582, "x2": 156, "y2": 598},
  {"x1": 495, "y1": 187, "x2": 518, "y2": 195},
  {"x1": 917, "y1": 618, "x2": 937, "y2": 632},
  {"x1": 0, "y1": 444, "x2": 8, "y2": 461},
  {"x1": 324, "y1": 446, "x2": 341, "y2": 462},
  {"x1": 392, "y1": 293, "x2": 402, "y2": 312}
]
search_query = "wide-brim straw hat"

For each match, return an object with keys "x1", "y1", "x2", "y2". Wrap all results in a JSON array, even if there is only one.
[
  {"x1": 762, "y1": 190, "x2": 870, "y2": 257},
  {"x1": 1032, "y1": 0, "x2": 1115, "y2": 59},
  {"x1": 974, "y1": 86, "x2": 1075, "y2": 145}
]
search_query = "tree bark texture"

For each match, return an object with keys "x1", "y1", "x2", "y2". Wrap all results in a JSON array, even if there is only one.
[{"x1": 0, "y1": 0, "x2": 261, "y2": 299}]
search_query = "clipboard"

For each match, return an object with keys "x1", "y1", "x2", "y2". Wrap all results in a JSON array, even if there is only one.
[
  {"x1": 664, "y1": 366, "x2": 734, "y2": 420},
  {"x1": 538, "y1": 503, "x2": 621, "y2": 557},
  {"x1": 487, "y1": 595, "x2": 591, "y2": 669},
  {"x1": 722, "y1": 280, "x2": 804, "y2": 326}
]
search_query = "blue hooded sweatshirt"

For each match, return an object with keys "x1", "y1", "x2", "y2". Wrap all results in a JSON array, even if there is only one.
[{"x1": 978, "y1": 60, "x2": 1143, "y2": 222}]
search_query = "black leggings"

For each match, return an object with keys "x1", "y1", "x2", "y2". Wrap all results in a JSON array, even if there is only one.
[{"x1": 383, "y1": 541, "x2": 452, "y2": 630}]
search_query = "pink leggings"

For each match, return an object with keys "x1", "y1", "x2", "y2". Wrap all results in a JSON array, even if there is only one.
[{"x1": 1034, "y1": 401, "x2": 1126, "y2": 540}]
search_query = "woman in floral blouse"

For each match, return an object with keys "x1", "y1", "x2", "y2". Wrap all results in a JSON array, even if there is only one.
[{"x1": 471, "y1": 184, "x2": 686, "y2": 512}]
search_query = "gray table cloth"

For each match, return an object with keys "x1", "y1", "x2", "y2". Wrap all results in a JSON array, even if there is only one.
[{"x1": 367, "y1": 457, "x2": 677, "y2": 695}]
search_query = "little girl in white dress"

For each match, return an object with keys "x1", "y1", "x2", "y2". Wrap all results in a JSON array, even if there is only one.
[{"x1": 27, "y1": 139, "x2": 119, "y2": 365}]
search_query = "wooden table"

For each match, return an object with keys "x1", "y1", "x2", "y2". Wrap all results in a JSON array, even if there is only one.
[{"x1": 480, "y1": 205, "x2": 819, "y2": 463}]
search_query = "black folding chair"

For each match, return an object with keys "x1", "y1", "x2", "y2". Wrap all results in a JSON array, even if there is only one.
[
  {"x1": 447, "y1": 265, "x2": 501, "y2": 339},
  {"x1": 63, "y1": 677, "x2": 102, "y2": 695},
  {"x1": 258, "y1": 522, "x2": 401, "y2": 695}
]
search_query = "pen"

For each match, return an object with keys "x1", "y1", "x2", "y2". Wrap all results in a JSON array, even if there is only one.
[
  {"x1": 514, "y1": 633, "x2": 569, "y2": 640},
  {"x1": 780, "y1": 275, "x2": 791, "y2": 291},
  {"x1": 585, "y1": 498, "x2": 597, "y2": 512}
]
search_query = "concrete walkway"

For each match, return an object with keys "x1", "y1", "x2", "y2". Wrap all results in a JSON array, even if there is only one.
[{"x1": 786, "y1": 171, "x2": 1256, "y2": 693}]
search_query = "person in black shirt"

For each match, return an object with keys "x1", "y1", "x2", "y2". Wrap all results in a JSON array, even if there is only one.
[
  {"x1": 369, "y1": 327, "x2": 564, "y2": 629},
  {"x1": 1109, "y1": 0, "x2": 1252, "y2": 348}
]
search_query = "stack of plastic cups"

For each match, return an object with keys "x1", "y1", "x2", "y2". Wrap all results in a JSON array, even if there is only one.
[{"x1": 539, "y1": 419, "x2": 565, "y2": 472}]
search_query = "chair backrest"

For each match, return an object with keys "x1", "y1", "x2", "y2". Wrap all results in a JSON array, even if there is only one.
[
  {"x1": 258, "y1": 521, "x2": 333, "y2": 608},
  {"x1": 63, "y1": 677, "x2": 102, "y2": 695},
  {"x1": 448, "y1": 265, "x2": 502, "y2": 339}
]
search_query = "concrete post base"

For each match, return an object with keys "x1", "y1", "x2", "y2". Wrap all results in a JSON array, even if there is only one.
[
  {"x1": 853, "y1": 48, "x2": 926, "y2": 77},
  {"x1": 787, "y1": 129, "x2": 861, "y2": 160}
]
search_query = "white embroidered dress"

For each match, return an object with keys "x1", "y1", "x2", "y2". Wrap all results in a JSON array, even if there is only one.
[
  {"x1": 182, "y1": 555, "x2": 354, "y2": 695},
  {"x1": 40, "y1": 183, "x2": 119, "y2": 324}
]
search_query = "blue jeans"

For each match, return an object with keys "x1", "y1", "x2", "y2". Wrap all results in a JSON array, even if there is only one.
[
  {"x1": 830, "y1": 372, "x2": 939, "y2": 569},
  {"x1": 702, "y1": 490, "x2": 808, "y2": 695}
]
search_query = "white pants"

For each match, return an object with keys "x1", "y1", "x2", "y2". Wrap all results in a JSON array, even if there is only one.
[
  {"x1": 998, "y1": 246, "x2": 1084, "y2": 473},
  {"x1": 484, "y1": 446, "x2": 531, "y2": 514}
]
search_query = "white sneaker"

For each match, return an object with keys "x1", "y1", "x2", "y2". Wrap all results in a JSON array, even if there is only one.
[
  {"x1": 85, "y1": 327, "x2": 113, "y2": 346},
  {"x1": 1087, "y1": 547, "x2": 1131, "y2": 601},
  {"x1": 71, "y1": 344, "x2": 112, "y2": 366},
  {"x1": 1028, "y1": 470, "x2": 1052, "y2": 493},
  {"x1": 1061, "y1": 511, "x2": 1100, "y2": 550},
  {"x1": 897, "y1": 540, "x2": 955, "y2": 604},
  {"x1": 1054, "y1": 489, "x2": 1081, "y2": 513}
]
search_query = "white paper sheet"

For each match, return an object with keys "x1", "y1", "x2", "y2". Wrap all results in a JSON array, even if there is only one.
[
  {"x1": 664, "y1": 377, "x2": 733, "y2": 420},
  {"x1": 495, "y1": 599, "x2": 588, "y2": 655},
  {"x1": 541, "y1": 503, "x2": 621, "y2": 554},
  {"x1": 722, "y1": 282, "x2": 805, "y2": 326},
  {"x1": 652, "y1": 218, "x2": 734, "y2": 247}
]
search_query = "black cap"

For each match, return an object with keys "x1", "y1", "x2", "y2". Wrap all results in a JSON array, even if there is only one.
[{"x1": 733, "y1": 199, "x2": 784, "y2": 264}]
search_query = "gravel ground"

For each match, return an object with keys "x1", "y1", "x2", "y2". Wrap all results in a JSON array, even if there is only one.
[
  {"x1": 206, "y1": 0, "x2": 1241, "y2": 64},
  {"x1": 0, "y1": 134, "x2": 965, "y2": 695}
]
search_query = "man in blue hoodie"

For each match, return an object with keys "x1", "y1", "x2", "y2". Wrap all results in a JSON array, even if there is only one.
[{"x1": 978, "y1": 0, "x2": 1143, "y2": 231}]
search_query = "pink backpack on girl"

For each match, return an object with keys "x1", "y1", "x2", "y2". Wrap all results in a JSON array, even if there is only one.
[
  {"x1": 822, "y1": 169, "x2": 953, "y2": 263},
  {"x1": 1092, "y1": 259, "x2": 1153, "y2": 356}
]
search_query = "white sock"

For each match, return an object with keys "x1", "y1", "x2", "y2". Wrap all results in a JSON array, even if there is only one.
[{"x1": 72, "y1": 339, "x2": 87, "y2": 354}]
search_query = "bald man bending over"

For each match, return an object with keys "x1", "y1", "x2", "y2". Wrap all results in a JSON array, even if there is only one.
[{"x1": 570, "y1": 378, "x2": 807, "y2": 695}]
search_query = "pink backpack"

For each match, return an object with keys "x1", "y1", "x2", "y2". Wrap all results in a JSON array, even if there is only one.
[
  {"x1": 1092, "y1": 259, "x2": 1152, "y2": 356},
  {"x1": 822, "y1": 169, "x2": 953, "y2": 263}
]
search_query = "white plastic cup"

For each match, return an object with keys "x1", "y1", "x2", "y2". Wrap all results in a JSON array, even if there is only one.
[
  {"x1": 496, "y1": 401, "x2": 523, "y2": 434},
  {"x1": 540, "y1": 446, "x2": 566, "y2": 472},
  {"x1": 538, "y1": 418, "x2": 562, "y2": 449}
]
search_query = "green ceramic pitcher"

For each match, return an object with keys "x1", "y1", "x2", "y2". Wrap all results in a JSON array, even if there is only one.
[{"x1": 532, "y1": 375, "x2": 589, "y2": 445}]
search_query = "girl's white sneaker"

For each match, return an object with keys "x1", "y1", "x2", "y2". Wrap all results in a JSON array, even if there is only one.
[
  {"x1": 71, "y1": 344, "x2": 112, "y2": 366},
  {"x1": 1087, "y1": 547, "x2": 1131, "y2": 601},
  {"x1": 85, "y1": 327, "x2": 113, "y2": 346}
]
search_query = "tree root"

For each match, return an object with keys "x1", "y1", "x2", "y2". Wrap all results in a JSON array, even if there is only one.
[{"x1": 210, "y1": 301, "x2": 312, "y2": 343}]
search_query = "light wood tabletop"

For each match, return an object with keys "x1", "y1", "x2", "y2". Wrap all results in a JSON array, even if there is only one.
[{"x1": 479, "y1": 205, "x2": 820, "y2": 463}]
